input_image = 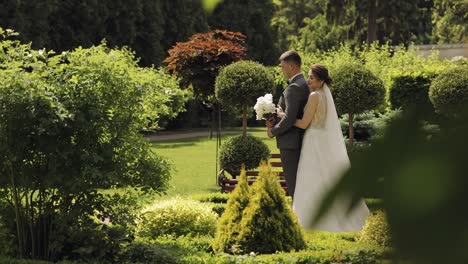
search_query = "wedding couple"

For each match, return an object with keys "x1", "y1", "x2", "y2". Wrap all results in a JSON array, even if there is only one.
[{"x1": 266, "y1": 50, "x2": 369, "y2": 232}]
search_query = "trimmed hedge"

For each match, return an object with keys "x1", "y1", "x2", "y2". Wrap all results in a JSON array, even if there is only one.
[
  {"x1": 429, "y1": 65, "x2": 468, "y2": 115},
  {"x1": 390, "y1": 74, "x2": 434, "y2": 113}
]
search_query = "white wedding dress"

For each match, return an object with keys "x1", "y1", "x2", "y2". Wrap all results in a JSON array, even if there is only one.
[{"x1": 293, "y1": 84, "x2": 369, "y2": 232}]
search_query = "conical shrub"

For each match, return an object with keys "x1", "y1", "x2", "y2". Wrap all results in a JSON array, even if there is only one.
[
  {"x1": 237, "y1": 163, "x2": 306, "y2": 254},
  {"x1": 213, "y1": 167, "x2": 250, "y2": 253}
]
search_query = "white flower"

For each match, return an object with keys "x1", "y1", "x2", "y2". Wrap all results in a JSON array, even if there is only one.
[
  {"x1": 253, "y1": 93, "x2": 276, "y2": 120},
  {"x1": 38, "y1": 50, "x2": 44, "y2": 56}
]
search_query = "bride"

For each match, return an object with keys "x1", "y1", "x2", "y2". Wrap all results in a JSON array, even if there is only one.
[{"x1": 281, "y1": 64, "x2": 369, "y2": 232}]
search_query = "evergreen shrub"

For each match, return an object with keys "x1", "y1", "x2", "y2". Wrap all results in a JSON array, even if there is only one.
[
  {"x1": 214, "y1": 164, "x2": 306, "y2": 254},
  {"x1": 358, "y1": 210, "x2": 392, "y2": 247}
]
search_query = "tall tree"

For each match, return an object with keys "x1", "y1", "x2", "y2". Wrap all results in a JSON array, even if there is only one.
[
  {"x1": 208, "y1": 0, "x2": 279, "y2": 65},
  {"x1": 271, "y1": 0, "x2": 324, "y2": 51},
  {"x1": 432, "y1": 0, "x2": 468, "y2": 44}
]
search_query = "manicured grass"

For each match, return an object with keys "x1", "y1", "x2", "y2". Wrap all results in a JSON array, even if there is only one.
[{"x1": 150, "y1": 128, "x2": 279, "y2": 197}]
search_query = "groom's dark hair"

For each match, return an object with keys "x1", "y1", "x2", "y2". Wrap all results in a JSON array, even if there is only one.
[{"x1": 279, "y1": 50, "x2": 301, "y2": 66}]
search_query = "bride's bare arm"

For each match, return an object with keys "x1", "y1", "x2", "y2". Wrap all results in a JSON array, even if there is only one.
[{"x1": 295, "y1": 93, "x2": 319, "y2": 129}]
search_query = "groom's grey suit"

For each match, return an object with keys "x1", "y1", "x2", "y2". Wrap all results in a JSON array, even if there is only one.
[{"x1": 271, "y1": 73, "x2": 310, "y2": 198}]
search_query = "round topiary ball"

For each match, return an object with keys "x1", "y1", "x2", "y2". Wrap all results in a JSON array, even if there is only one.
[
  {"x1": 219, "y1": 135, "x2": 270, "y2": 176},
  {"x1": 215, "y1": 60, "x2": 274, "y2": 109},
  {"x1": 332, "y1": 63, "x2": 386, "y2": 115},
  {"x1": 429, "y1": 65, "x2": 468, "y2": 116}
]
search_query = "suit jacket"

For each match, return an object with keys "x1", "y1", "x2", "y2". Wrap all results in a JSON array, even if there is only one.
[{"x1": 271, "y1": 73, "x2": 310, "y2": 150}]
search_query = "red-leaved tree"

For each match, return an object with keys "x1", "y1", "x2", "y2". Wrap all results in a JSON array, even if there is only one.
[{"x1": 164, "y1": 30, "x2": 246, "y2": 135}]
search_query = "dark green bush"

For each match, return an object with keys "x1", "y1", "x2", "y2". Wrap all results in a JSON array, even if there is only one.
[
  {"x1": 332, "y1": 63, "x2": 386, "y2": 146},
  {"x1": 118, "y1": 242, "x2": 178, "y2": 264},
  {"x1": 389, "y1": 75, "x2": 434, "y2": 113},
  {"x1": 332, "y1": 64, "x2": 386, "y2": 116},
  {"x1": 211, "y1": 203, "x2": 226, "y2": 216},
  {"x1": 219, "y1": 135, "x2": 270, "y2": 175},
  {"x1": 429, "y1": 65, "x2": 468, "y2": 116},
  {"x1": 215, "y1": 60, "x2": 274, "y2": 112},
  {"x1": 191, "y1": 192, "x2": 230, "y2": 204},
  {"x1": 216, "y1": 60, "x2": 275, "y2": 136}
]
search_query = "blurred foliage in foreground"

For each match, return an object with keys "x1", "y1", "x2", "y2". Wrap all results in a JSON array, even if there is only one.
[{"x1": 318, "y1": 106, "x2": 468, "y2": 263}]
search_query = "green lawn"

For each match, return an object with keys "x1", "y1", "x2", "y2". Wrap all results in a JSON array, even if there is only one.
[{"x1": 150, "y1": 128, "x2": 279, "y2": 197}]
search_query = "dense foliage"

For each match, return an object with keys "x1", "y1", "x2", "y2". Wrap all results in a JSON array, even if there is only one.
[
  {"x1": 429, "y1": 65, "x2": 468, "y2": 115},
  {"x1": 219, "y1": 135, "x2": 270, "y2": 176},
  {"x1": 136, "y1": 198, "x2": 218, "y2": 238},
  {"x1": 215, "y1": 60, "x2": 274, "y2": 136},
  {"x1": 332, "y1": 63, "x2": 386, "y2": 146},
  {"x1": 0, "y1": 28, "x2": 175, "y2": 261},
  {"x1": 208, "y1": 0, "x2": 279, "y2": 65}
]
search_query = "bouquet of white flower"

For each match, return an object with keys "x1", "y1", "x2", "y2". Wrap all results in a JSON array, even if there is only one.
[{"x1": 253, "y1": 93, "x2": 277, "y2": 120}]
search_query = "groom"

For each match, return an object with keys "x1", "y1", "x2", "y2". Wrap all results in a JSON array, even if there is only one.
[{"x1": 267, "y1": 50, "x2": 309, "y2": 199}]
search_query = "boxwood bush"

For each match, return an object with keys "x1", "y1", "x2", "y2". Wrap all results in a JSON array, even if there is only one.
[
  {"x1": 219, "y1": 135, "x2": 270, "y2": 176},
  {"x1": 389, "y1": 74, "x2": 434, "y2": 114},
  {"x1": 429, "y1": 65, "x2": 468, "y2": 116}
]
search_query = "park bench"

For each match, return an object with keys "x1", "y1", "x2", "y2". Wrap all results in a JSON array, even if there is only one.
[{"x1": 217, "y1": 153, "x2": 289, "y2": 195}]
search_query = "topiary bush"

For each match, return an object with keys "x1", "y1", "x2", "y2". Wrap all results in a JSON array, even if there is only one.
[
  {"x1": 332, "y1": 63, "x2": 386, "y2": 146},
  {"x1": 213, "y1": 169, "x2": 250, "y2": 253},
  {"x1": 429, "y1": 65, "x2": 468, "y2": 116},
  {"x1": 219, "y1": 134, "x2": 270, "y2": 176},
  {"x1": 236, "y1": 163, "x2": 306, "y2": 254},
  {"x1": 389, "y1": 74, "x2": 434, "y2": 114},
  {"x1": 358, "y1": 210, "x2": 391, "y2": 247},
  {"x1": 215, "y1": 60, "x2": 274, "y2": 136},
  {"x1": 136, "y1": 197, "x2": 218, "y2": 238}
]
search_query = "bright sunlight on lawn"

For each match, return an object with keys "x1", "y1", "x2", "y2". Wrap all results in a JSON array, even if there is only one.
[{"x1": 150, "y1": 128, "x2": 279, "y2": 196}]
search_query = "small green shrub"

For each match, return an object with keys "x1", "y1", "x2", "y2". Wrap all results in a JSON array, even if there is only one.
[
  {"x1": 236, "y1": 163, "x2": 306, "y2": 254},
  {"x1": 389, "y1": 75, "x2": 434, "y2": 113},
  {"x1": 191, "y1": 192, "x2": 230, "y2": 204},
  {"x1": 211, "y1": 203, "x2": 226, "y2": 216},
  {"x1": 358, "y1": 210, "x2": 392, "y2": 247},
  {"x1": 429, "y1": 65, "x2": 468, "y2": 116},
  {"x1": 118, "y1": 241, "x2": 178, "y2": 264},
  {"x1": 219, "y1": 134, "x2": 270, "y2": 175},
  {"x1": 213, "y1": 169, "x2": 251, "y2": 254},
  {"x1": 136, "y1": 197, "x2": 218, "y2": 238}
]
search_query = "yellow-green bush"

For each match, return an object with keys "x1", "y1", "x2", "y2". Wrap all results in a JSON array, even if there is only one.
[
  {"x1": 358, "y1": 210, "x2": 391, "y2": 247},
  {"x1": 213, "y1": 169, "x2": 251, "y2": 253},
  {"x1": 214, "y1": 165, "x2": 306, "y2": 254},
  {"x1": 136, "y1": 197, "x2": 218, "y2": 238}
]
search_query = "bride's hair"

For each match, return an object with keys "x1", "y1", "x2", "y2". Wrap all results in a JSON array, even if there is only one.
[{"x1": 310, "y1": 64, "x2": 332, "y2": 85}]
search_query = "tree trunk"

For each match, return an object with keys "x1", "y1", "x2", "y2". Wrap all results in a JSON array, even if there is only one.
[
  {"x1": 210, "y1": 109, "x2": 215, "y2": 139},
  {"x1": 348, "y1": 112, "x2": 354, "y2": 148},
  {"x1": 8, "y1": 163, "x2": 24, "y2": 258},
  {"x1": 242, "y1": 103, "x2": 247, "y2": 138},
  {"x1": 367, "y1": 0, "x2": 377, "y2": 48}
]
